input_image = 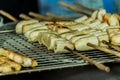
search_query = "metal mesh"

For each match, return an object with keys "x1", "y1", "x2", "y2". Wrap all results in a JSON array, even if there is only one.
[{"x1": 0, "y1": 23, "x2": 120, "y2": 76}]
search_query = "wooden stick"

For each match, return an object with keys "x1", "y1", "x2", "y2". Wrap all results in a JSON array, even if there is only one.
[
  {"x1": 102, "y1": 40, "x2": 120, "y2": 52},
  {"x1": 58, "y1": 2, "x2": 90, "y2": 17},
  {"x1": 46, "y1": 12, "x2": 73, "y2": 21},
  {"x1": 19, "y1": 13, "x2": 32, "y2": 20},
  {"x1": 87, "y1": 43, "x2": 120, "y2": 57},
  {"x1": 0, "y1": 10, "x2": 19, "y2": 23},
  {"x1": 65, "y1": 46, "x2": 110, "y2": 72},
  {"x1": 73, "y1": 2, "x2": 95, "y2": 12},
  {"x1": 29, "y1": 11, "x2": 51, "y2": 21}
]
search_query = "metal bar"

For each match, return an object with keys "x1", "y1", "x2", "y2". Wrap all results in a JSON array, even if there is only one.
[{"x1": 0, "y1": 24, "x2": 119, "y2": 75}]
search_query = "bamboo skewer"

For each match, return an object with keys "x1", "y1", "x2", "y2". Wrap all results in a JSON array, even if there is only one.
[
  {"x1": 87, "y1": 43, "x2": 120, "y2": 57},
  {"x1": 0, "y1": 10, "x2": 19, "y2": 23},
  {"x1": 65, "y1": 46, "x2": 110, "y2": 72},
  {"x1": 19, "y1": 13, "x2": 32, "y2": 20},
  {"x1": 29, "y1": 11, "x2": 51, "y2": 21},
  {"x1": 58, "y1": 2, "x2": 90, "y2": 17},
  {"x1": 1, "y1": 9, "x2": 119, "y2": 73},
  {"x1": 46, "y1": 12, "x2": 73, "y2": 21},
  {"x1": 73, "y1": 2, "x2": 95, "y2": 12},
  {"x1": 102, "y1": 40, "x2": 120, "y2": 52}
]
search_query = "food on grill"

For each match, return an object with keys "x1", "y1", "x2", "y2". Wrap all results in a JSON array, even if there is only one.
[
  {"x1": 23, "y1": 21, "x2": 53, "y2": 33},
  {"x1": 103, "y1": 13, "x2": 111, "y2": 23},
  {"x1": 94, "y1": 23, "x2": 108, "y2": 31},
  {"x1": 16, "y1": 19, "x2": 39, "y2": 34},
  {"x1": 111, "y1": 33, "x2": 120, "y2": 45},
  {"x1": 55, "y1": 21, "x2": 77, "y2": 26},
  {"x1": 97, "y1": 8, "x2": 106, "y2": 21},
  {"x1": 16, "y1": 8, "x2": 102, "y2": 36},
  {"x1": 70, "y1": 33, "x2": 92, "y2": 43},
  {"x1": 0, "y1": 55, "x2": 21, "y2": 72},
  {"x1": 38, "y1": 32, "x2": 74, "y2": 53},
  {"x1": 24, "y1": 25, "x2": 49, "y2": 42},
  {"x1": 98, "y1": 34, "x2": 109, "y2": 47},
  {"x1": 73, "y1": 31, "x2": 108, "y2": 51},
  {"x1": 75, "y1": 36, "x2": 99, "y2": 51},
  {"x1": 108, "y1": 14, "x2": 119, "y2": 26},
  {"x1": 69, "y1": 20, "x2": 101, "y2": 30},
  {"x1": 0, "y1": 48, "x2": 38, "y2": 67},
  {"x1": 2, "y1": 3, "x2": 119, "y2": 72},
  {"x1": 102, "y1": 40, "x2": 120, "y2": 52},
  {"x1": 114, "y1": 14, "x2": 120, "y2": 21},
  {"x1": 15, "y1": 8, "x2": 120, "y2": 54},
  {"x1": 2, "y1": 2, "x2": 119, "y2": 72},
  {"x1": 74, "y1": 15, "x2": 88, "y2": 23},
  {"x1": 91, "y1": 10, "x2": 98, "y2": 19},
  {"x1": 0, "y1": 1, "x2": 118, "y2": 72},
  {"x1": 54, "y1": 39, "x2": 74, "y2": 53},
  {"x1": 106, "y1": 28, "x2": 120, "y2": 45}
]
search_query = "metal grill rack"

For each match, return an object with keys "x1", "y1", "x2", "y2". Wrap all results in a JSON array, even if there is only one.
[{"x1": 0, "y1": 23, "x2": 120, "y2": 76}]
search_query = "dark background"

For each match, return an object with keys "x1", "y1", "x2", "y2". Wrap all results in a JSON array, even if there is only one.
[
  {"x1": 0, "y1": 0, "x2": 38, "y2": 23},
  {"x1": 0, "y1": 63, "x2": 120, "y2": 80}
]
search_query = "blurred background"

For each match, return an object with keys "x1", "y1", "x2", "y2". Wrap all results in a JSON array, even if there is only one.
[
  {"x1": 38, "y1": 0, "x2": 119, "y2": 15},
  {"x1": 0, "y1": 0, "x2": 119, "y2": 22}
]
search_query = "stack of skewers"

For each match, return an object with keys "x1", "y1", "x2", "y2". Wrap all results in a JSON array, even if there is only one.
[{"x1": 0, "y1": 1, "x2": 120, "y2": 73}]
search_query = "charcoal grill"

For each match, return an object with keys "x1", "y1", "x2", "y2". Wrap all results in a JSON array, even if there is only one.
[{"x1": 0, "y1": 22, "x2": 120, "y2": 76}]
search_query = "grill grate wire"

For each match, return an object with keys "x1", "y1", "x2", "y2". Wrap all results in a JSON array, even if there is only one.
[{"x1": 0, "y1": 23, "x2": 120, "y2": 76}]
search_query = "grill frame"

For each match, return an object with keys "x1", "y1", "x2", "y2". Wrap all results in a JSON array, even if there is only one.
[{"x1": 0, "y1": 23, "x2": 120, "y2": 76}]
